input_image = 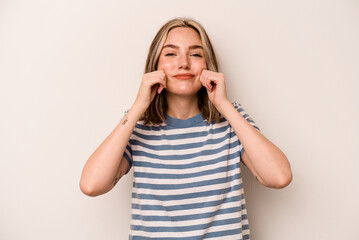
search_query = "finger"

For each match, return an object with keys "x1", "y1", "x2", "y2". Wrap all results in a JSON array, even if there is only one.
[
  {"x1": 201, "y1": 71, "x2": 212, "y2": 91},
  {"x1": 205, "y1": 75, "x2": 213, "y2": 92},
  {"x1": 154, "y1": 75, "x2": 166, "y2": 94},
  {"x1": 200, "y1": 72, "x2": 210, "y2": 91},
  {"x1": 201, "y1": 69, "x2": 209, "y2": 75},
  {"x1": 163, "y1": 73, "x2": 167, "y2": 88},
  {"x1": 156, "y1": 69, "x2": 167, "y2": 88},
  {"x1": 157, "y1": 84, "x2": 164, "y2": 94},
  {"x1": 199, "y1": 71, "x2": 205, "y2": 86},
  {"x1": 146, "y1": 75, "x2": 166, "y2": 88},
  {"x1": 203, "y1": 77, "x2": 210, "y2": 92},
  {"x1": 158, "y1": 75, "x2": 167, "y2": 90}
]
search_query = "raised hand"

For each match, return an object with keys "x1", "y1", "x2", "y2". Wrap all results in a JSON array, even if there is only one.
[
  {"x1": 199, "y1": 70, "x2": 229, "y2": 111},
  {"x1": 134, "y1": 70, "x2": 167, "y2": 112}
]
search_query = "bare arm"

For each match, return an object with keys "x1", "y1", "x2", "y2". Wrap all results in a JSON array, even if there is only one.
[
  {"x1": 79, "y1": 106, "x2": 142, "y2": 197},
  {"x1": 200, "y1": 70, "x2": 292, "y2": 189},
  {"x1": 219, "y1": 101, "x2": 292, "y2": 189},
  {"x1": 79, "y1": 70, "x2": 167, "y2": 197}
]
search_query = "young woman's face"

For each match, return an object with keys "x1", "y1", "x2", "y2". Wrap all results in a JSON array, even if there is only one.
[{"x1": 157, "y1": 27, "x2": 207, "y2": 97}]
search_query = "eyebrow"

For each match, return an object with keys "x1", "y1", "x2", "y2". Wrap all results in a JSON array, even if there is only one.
[{"x1": 162, "y1": 44, "x2": 203, "y2": 50}]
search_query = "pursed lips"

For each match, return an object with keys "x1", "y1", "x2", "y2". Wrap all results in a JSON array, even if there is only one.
[{"x1": 173, "y1": 73, "x2": 195, "y2": 80}]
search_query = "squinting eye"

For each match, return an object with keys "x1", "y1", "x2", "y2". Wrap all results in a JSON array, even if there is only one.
[
  {"x1": 165, "y1": 53, "x2": 176, "y2": 56},
  {"x1": 192, "y1": 54, "x2": 203, "y2": 58}
]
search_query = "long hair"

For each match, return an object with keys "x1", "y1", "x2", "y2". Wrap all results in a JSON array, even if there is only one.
[{"x1": 141, "y1": 18, "x2": 221, "y2": 125}]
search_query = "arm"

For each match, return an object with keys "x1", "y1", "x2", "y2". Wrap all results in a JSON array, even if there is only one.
[
  {"x1": 79, "y1": 106, "x2": 142, "y2": 197},
  {"x1": 219, "y1": 101, "x2": 292, "y2": 188},
  {"x1": 79, "y1": 70, "x2": 167, "y2": 197},
  {"x1": 200, "y1": 70, "x2": 292, "y2": 189}
]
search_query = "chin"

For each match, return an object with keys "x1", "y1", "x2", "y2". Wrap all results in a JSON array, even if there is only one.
[
  {"x1": 166, "y1": 83, "x2": 202, "y2": 96},
  {"x1": 167, "y1": 87, "x2": 202, "y2": 96}
]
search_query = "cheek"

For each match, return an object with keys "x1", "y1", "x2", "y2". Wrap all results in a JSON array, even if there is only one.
[
  {"x1": 202, "y1": 60, "x2": 208, "y2": 70},
  {"x1": 193, "y1": 63, "x2": 207, "y2": 74},
  {"x1": 157, "y1": 58, "x2": 174, "y2": 71},
  {"x1": 194, "y1": 60, "x2": 207, "y2": 70}
]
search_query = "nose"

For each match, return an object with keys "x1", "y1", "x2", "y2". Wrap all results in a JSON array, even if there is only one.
[{"x1": 178, "y1": 55, "x2": 190, "y2": 70}]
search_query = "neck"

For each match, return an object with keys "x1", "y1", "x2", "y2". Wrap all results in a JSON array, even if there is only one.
[{"x1": 166, "y1": 93, "x2": 200, "y2": 120}]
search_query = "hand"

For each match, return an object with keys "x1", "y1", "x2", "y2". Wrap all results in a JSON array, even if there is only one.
[
  {"x1": 199, "y1": 70, "x2": 229, "y2": 110},
  {"x1": 134, "y1": 70, "x2": 167, "y2": 112}
]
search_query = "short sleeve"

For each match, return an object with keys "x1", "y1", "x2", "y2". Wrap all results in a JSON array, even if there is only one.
[
  {"x1": 122, "y1": 110, "x2": 133, "y2": 174},
  {"x1": 232, "y1": 102, "x2": 261, "y2": 159}
]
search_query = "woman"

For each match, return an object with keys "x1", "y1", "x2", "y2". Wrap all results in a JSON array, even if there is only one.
[{"x1": 80, "y1": 18, "x2": 292, "y2": 239}]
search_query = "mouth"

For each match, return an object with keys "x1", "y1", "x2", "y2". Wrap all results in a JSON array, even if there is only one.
[{"x1": 173, "y1": 73, "x2": 195, "y2": 80}]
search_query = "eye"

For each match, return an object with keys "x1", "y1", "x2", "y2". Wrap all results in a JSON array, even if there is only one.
[
  {"x1": 165, "y1": 53, "x2": 176, "y2": 56},
  {"x1": 191, "y1": 53, "x2": 203, "y2": 58}
]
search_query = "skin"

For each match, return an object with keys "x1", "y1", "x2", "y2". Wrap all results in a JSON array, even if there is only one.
[{"x1": 79, "y1": 27, "x2": 292, "y2": 197}]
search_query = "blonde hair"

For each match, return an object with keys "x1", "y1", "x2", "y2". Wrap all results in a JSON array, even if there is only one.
[{"x1": 141, "y1": 17, "x2": 221, "y2": 125}]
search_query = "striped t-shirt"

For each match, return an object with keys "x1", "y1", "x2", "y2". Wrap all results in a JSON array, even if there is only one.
[{"x1": 124, "y1": 102, "x2": 260, "y2": 240}]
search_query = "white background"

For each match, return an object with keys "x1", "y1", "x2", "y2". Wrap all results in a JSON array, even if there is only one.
[{"x1": 1, "y1": 0, "x2": 358, "y2": 239}]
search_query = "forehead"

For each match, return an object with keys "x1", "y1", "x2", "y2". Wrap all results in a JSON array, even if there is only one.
[{"x1": 164, "y1": 27, "x2": 202, "y2": 46}]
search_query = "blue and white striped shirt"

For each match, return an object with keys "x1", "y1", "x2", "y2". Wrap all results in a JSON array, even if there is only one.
[{"x1": 124, "y1": 102, "x2": 260, "y2": 240}]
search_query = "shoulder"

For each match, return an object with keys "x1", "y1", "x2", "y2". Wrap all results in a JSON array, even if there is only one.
[
  {"x1": 230, "y1": 102, "x2": 260, "y2": 131},
  {"x1": 231, "y1": 102, "x2": 244, "y2": 112},
  {"x1": 231, "y1": 102, "x2": 250, "y2": 117}
]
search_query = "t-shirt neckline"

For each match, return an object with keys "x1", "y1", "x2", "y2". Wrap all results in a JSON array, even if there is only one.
[{"x1": 166, "y1": 112, "x2": 204, "y2": 128}]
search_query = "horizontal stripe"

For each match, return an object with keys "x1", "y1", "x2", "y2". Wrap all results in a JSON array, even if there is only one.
[
  {"x1": 126, "y1": 146, "x2": 243, "y2": 172},
  {"x1": 130, "y1": 130, "x2": 236, "y2": 152},
  {"x1": 131, "y1": 198, "x2": 245, "y2": 221},
  {"x1": 132, "y1": 140, "x2": 240, "y2": 161},
  {"x1": 134, "y1": 161, "x2": 240, "y2": 180},
  {"x1": 132, "y1": 205, "x2": 246, "y2": 222},
  {"x1": 132, "y1": 184, "x2": 242, "y2": 201},
  {"x1": 131, "y1": 216, "x2": 245, "y2": 232},
  {"x1": 134, "y1": 173, "x2": 240, "y2": 190},
  {"x1": 132, "y1": 143, "x2": 241, "y2": 168},
  {"x1": 130, "y1": 221, "x2": 249, "y2": 239},
  {"x1": 132, "y1": 193, "x2": 245, "y2": 212},
  {"x1": 131, "y1": 125, "x2": 233, "y2": 149},
  {"x1": 130, "y1": 212, "x2": 248, "y2": 230},
  {"x1": 243, "y1": 233, "x2": 250, "y2": 240},
  {"x1": 130, "y1": 134, "x2": 239, "y2": 158},
  {"x1": 130, "y1": 224, "x2": 249, "y2": 240},
  {"x1": 133, "y1": 149, "x2": 240, "y2": 172},
  {"x1": 133, "y1": 179, "x2": 238, "y2": 197},
  {"x1": 131, "y1": 184, "x2": 244, "y2": 207},
  {"x1": 133, "y1": 159, "x2": 241, "y2": 186}
]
